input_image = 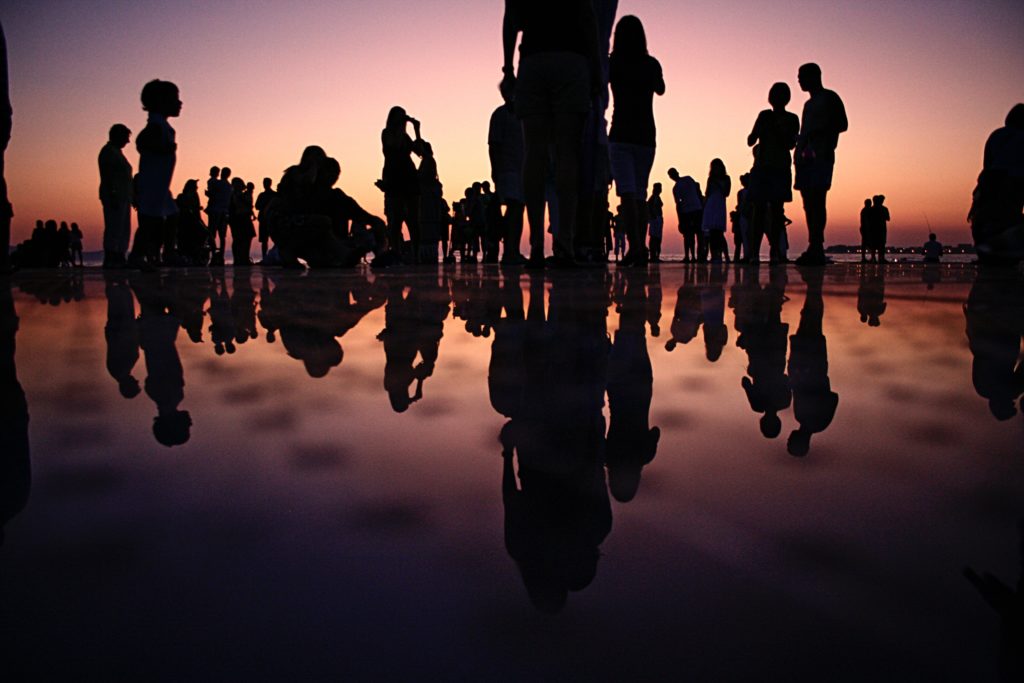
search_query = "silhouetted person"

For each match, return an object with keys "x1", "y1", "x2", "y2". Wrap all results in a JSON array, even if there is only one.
[
  {"x1": 964, "y1": 519, "x2": 1024, "y2": 681},
  {"x1": 269, "y1": 146, "x2": 384, "y2": 268},
  {"x1": 229, "y1": 177, "x2": 255, "y2": 265},
  {"x1": 669, "y1": 167, "x2": 703, "y2": 263},
  {"x1": 733, "y1": 266, "x2": 791, "y2": 438},
  {"x1": 103, "y1": 272, "x2": 141, "y2": 398},
  {"x1": 0, "y1": 21, "x2": 11, "y2": 273},
  {"x1": 380, "y1": 106, "x2": 425, "y2": 262},
  {"x1": 57, "y1": 221, "x2": 71, "y2": 268},
  {"x1": 787, "y1": 267, "x2": 838, "y2": 455},
  {"x1": 502, "y1": 0, "x2": 602, "y2": 267},
  {"x1": 859, "y1": 198, "x2": 872, "y2": 262},
  {"x1": 647, "y1": 182, "x2": 664, "y2": 262},
  {"x1": 489, "y1": 78, "x2": 527, "y2": 265},
  {"x1": 418, "y1": 143, "x2": 445, "y2": 263},
  {"x1": 747, "y1": 82, "x2": 799, "y2": 264},
  {"x1": 98, "y1": 123, "x2": 133, "y2": 268},
  {"x1": 0, "y1": 279, "x2": 30, "y2": 545},
  {"x1": 964, "y1": 269, "x2": 1024, "y2": 420},
  {"x1": 128, "y1": 80, "x2": 182, "y2": 270},
  {"x1": 130, "y1": 274, "x2": 191, "y2": 446},
  {"x1": 230, "y1": 271, "x2": 258, "y2": 345},
  {"x1": 206, "y1": 166, "x2": 232, "y2": 265},
  {"x1": 176, "y1": 179, "x2": 210, "y2": 265},
  {"x1": 701, "y1": 263, "x2": 729, "y2": 361},
  {"x1": 969, "y1": 104, "x2": 1024, "y2": 264},
  {"x1": 865, "y1": 194, "x2": 890, "y2": 263},
  {"x1": 856, "y1": 264, "x2": 886, "y2": 327},
  {"x1": 606, "y1": 268, "x2": 659, "y2": 502},
  {"x1": 793, "y1": 63, "x2": 848, "y2": 266},
  {"x1": 255, "y1": 177, "x2": 276, "y2": 261},
  {"x1": 70, "y1": 222, "x2": 83, "y2": 267},
  {"x1": 607, "y1": 15, "x2": 664, "y2": 267},
  {"x1": 703, "y1": 159, "x2": 731, "y2": 263},
  {"x1": 922, "y1": 232, "x2": 942, "y2": 263}
]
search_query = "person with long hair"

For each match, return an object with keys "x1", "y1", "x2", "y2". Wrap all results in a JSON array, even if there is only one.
[
  {"x1": 702, "y1": 159, "x2": 731, "y2": 262},
  {"x1": 380, "y1": 106, "x2": 426, "y2": 262},
  {"x1": 608, "y1": 14, "x2": 664, "y2": 267}
]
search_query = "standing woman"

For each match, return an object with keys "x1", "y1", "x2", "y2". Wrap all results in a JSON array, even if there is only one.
[
  {"x1": 381, "y1": 106, "x2": 426, "y2": 263},
  {"x1": 702, "y1": 159, "x2": 731, "y2": 263},
  {"x1": 608, "y1": 15, "x2": 665, "y2": 267}
]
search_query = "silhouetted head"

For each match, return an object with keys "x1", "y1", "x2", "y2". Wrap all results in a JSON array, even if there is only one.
[
  {"x1": 612, "y1": 15, "x2": 647, "y2": 57},
  {"x1": 929, "y1": 233, "x2": 936, "y2": 241},
  {"x1": 739, "y1": 173, "x2": 749, "y2": 187},
  {"x1": 385, "y1": 106, "x2": 408, "y2": 133},
  {"x1": 482, "y1": 180, "x2": 491, "y2": 193},
  {"x1": 797, "y1": 63, "x2": 822, "y2": 93},
  {"x1": 873, "y1": 194, "x2": 885, "y2": 206},
  {"x1": 787, "y1": 428, "x2": 811, "y2": 457},
  {"x1": 709, "y1": 158, "x2": 727, "y2": 179},
  {"x1": 231, "y1": 177, "x2": 244, "y2": 192},
  {"x1": 45, "y1": 219, "x2": 57, "y2": 232},
  {"x1": 499, "y1": 76, "x2": 515, "y2": 104},
  {"x1": 768, "y1": 82, "x2": 791, "y2": 109},
  {"x1": 140, "y1": 79, "x2": 181, "y2": 117},
  {"x1": 320, "y1": 157, "x2": 341, "y2": 187},
  {"x1": 668, "y1": 167, "x2": 679, "y2": 180},
  {"x1": 1006, "y1": 103, "x2": 1024, "y2": 130},
  {"x1": 652, "y1": 182, "x2": 662, "y2": 195},
  {"x1": 118, "y1": 376, "x2": 141, "y2": 399},
  {"x1": 60, "y1": 221, "x2": 68, "y2": 231},
  {"x1": 153, "y1": 410, "x2": 192, "y2": 447},
  {"x1": 220, "y1": 167, "x2": 232, "y2": 180},
  {"x1": 35, "y1": 219, "x2": 43, "y2": 230},
  {"x1": 209, "y1": 166, "x2": 219, "y2": 178},
  {"x1": 864, "y1": 198, "x2": 872, "y2": 207},
  {"x1": 607, "y1": 427, "x2": 660, "y2": 502},
  {"x1": 262, "y1": 177, "x2": 272, "y2": 190},
  {"x1": 108, "y1": 123, "x2": 131, "y2": 147},
  {"x1": 760, "y1": 413, "x2": 782, "y2": 439}
]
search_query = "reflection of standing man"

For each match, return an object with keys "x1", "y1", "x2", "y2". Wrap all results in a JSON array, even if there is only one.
[
  {"x1": 787, "y1": 267, "x2": 838, "y2": 456},
  {"x1": 0, "y1": 21, "x2": 13, "y2": 273},
  {"x1": 99, "y1": 124, "x2": 134, "y2": 268},
  {"x1": 793, "y1": 63, "x2": 847, "y2": 266}
]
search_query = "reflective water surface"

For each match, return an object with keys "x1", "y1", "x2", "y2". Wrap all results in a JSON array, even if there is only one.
[{"x1": 1, "y1": 264, "x2": 1022, "y2": 681}]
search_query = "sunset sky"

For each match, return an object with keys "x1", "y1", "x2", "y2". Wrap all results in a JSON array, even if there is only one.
[{"x1": 3, "y1": 0, "x2": 1022, "y2": 253}]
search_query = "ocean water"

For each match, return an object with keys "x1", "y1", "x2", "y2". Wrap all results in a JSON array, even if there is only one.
[{"x1": 1, "y1": 263, "x2": 1021, "y2": 681}]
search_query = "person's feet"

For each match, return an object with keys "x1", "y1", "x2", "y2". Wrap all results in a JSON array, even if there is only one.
[
  {"x1": 500, "y1": 252, "x2": 527, "y2": 266},
  {"x1": 794, "y1": 251, "x2": 828, "y2": 266}
]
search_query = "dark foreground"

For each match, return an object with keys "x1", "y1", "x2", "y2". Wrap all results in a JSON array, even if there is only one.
[{"x1": 1, "y1": 262, "x2": 1022, "y2": 681}]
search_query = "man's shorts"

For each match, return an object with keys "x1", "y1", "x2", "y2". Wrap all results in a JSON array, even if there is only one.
[{"x1": 515, "y1": 52, "x2": 591, "y2": 119}]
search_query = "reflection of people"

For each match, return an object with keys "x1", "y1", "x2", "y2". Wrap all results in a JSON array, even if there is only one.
[
  {"x1": 98, "y1": 123, "x2": 134, "y2": 268},
  {"x1": 131, "y1": 275, "x2": 192, "y2": 446},
  {"x1": 103, "y1": 272, "x2": 141, "y2": 398},
  {"x1": 857, "y1": 264, "x2": 887, "y2": 327},
  {"x1": 0, "y1": 279, "x2": 30, "y2": 545},
  {"x1": 607, "y1": 268, "x2": 659, "y2": 502},
  {"x1": 793, "y1": 63, "x2": 848, "y2": 266},
  {"x1": 969, "y1": 104, "x2": 1024, "y2": 264},
  {"x1": 733, "y1": 266, "x2": 791, "y2": 438},
  {"x1": 379, "y1": 278, "x2": 449, "y2": 412},
  {"x1": 964, "y1": 269, "x2": 1024, "y2": 421},
  {"x1": 492, "y1": 272, "x2": 613, "y2": 612},
  {"x1": 381, "y1": 106, "x2": 425, "y2": 262},
  {"x1": 787, "y1": 267, "x2": 838, "y2": 455}
]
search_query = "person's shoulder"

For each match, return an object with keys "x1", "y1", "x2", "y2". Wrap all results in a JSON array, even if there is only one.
[{"x1": 647, "y1": 55, "x2": 663, "y2": 72}]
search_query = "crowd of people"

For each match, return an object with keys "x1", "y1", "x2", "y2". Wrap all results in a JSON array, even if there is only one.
[{"x1": 1, "y1": 7, "x2": 1020, "y2": 273}]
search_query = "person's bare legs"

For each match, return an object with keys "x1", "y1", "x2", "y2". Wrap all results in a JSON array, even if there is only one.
[
  {"x1": 552, "y1": 112, "x2": 585, "y2": 259},
  {"x1": 522, "y1": 116, "x2": 552, "y2": 263}
]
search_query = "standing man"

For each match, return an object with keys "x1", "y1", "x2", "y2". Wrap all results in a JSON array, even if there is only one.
[
  {"x1": 98, "y1": 124, "x2": 133, "y2": 268},
  {"x1": 793, "y1": 63, "x2": 847, "y2": 266},
  {"x1": 0, "y1": 21, "x2": 12, "y2": 273},
  {"x1": 488, "y1": 78, "x2": 526, "y2": 265},
  {"x1": 502, "y1": 0, "x2": 601, "y2": 268},
  {"x1": 254, "y1": 177, "x2": 276, "y2": 261}
]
